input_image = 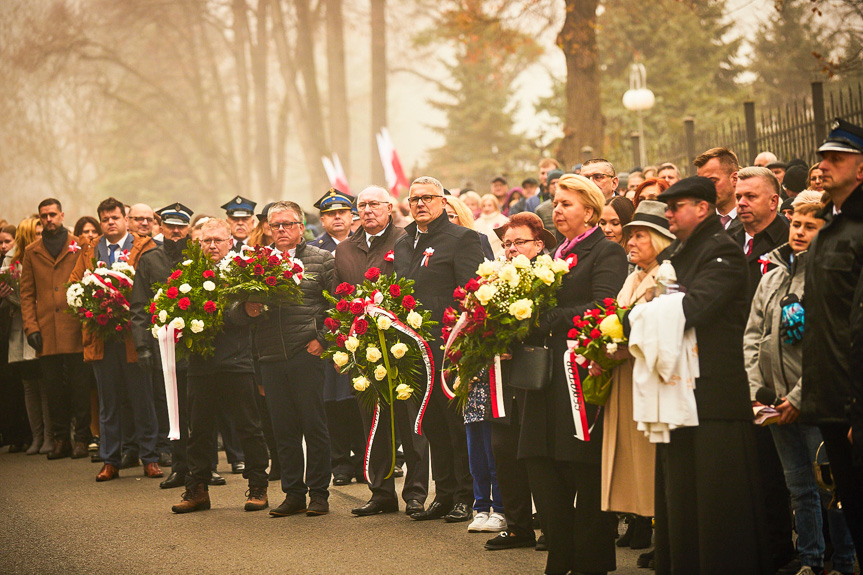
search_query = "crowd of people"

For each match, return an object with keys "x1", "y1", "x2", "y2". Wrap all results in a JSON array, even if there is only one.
[{"x1": 1, "y1": 118, "x2": 862, "y2": 575}]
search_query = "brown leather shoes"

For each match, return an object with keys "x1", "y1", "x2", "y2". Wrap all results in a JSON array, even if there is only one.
[
  {"x1": 71, "y1": 442, "x2": 89, "y2": 459},
  {"x1": 244, "y1": 486, "x2": 268, "y2": 511},
  {"x1": 172, "y1": 484, "x2": 211, "y2": 513},
  {"x1": 46, "y1": 438, "x2": 72, "y2": 460},
  {"x1": 143, "y1": 462, "x2": 164, "y2": 478},
  {"x1": 96, "y1": 464, "x2": 120, "y2": 482}
]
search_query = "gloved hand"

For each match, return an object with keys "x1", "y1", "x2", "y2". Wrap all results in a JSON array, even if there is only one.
[
  {"x1": 27, "y1": 332, "x2": 43, "y2": 353},
  {"x1": 137, "y1": 348, "x2": 155, "y2": 374},
  {"x1": 536, "y1": 308, "x2": 565, "y2": 335},
  {"x1": 779, "y1": 301, "x2": 804, "y2": 345}
]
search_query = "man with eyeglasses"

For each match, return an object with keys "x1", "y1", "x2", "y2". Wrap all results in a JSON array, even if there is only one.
[
  {"x1": 333, "y1": 185, "x2": 431, "y2": 517},
  {"x1": 394, "y1": 176, "x2": 484, "y2": 524},
  {"x1": 170, "y1": 218, "x2": 270, "y2": 514},
  {"x1": 128, "y1": 204, "x2": 158, "y2": 240},
  {"x1": 645, "y1": 176, "x2": 770, "y2": 573},
  {"x1": 580, "y1": 159, "x2": 619, "y2": 200},
  {"x1": 221, "y1": 195, "x2": 257, "y2": 250},
  {"x1": 255, "y1": 201, "x2": 335, "y2": 518}
]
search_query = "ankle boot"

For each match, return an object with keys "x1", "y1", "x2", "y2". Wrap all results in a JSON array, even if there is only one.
[
  {"x1": 172, "y1": 483, "x2": 211, "y2": 513},
  {"x1": 629, "y1": 515, "x2": 654, "y2": 550},
  {"x1": 617, "y1": 514, "x2": 635, "y2": 547},
  {"x1": 47, "y1": 437, "x2": 72, "y2": 460}
]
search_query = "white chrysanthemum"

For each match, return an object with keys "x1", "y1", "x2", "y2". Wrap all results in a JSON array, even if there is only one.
[
  {"x1": 512, "y1": 254, "x2": 531, "y2": 269},
  {"x1": 182, "y1": 259, "x2": 193, "y2": 266},
  {"x1": 374, "y1": 364, "x2": 388, "y2": 381},
  {"x1": 170, "y1": 317, "x2": 185, "y2": 331},
  {"x1": 366, "y1": 347, "x2": 382, "y2": 363},
  {"x1": 376, "y1": 316, "x2": 392, "y2": 331},
  {"x1": 152, "y1": 325, "x2": 160, "y2": 338},
  {"x1": 202, "y1": 280, "x2": 215, "y2": 292},
  {"x1": 606, "y1": 342, "x2": 618, "y2": 355},
  {"x1": 407, "y1": 311, "x2": 423, "y2": 330},
  {"x1": 333, "y1": 352, "x2": 349, "y2": 367},
  {"x1": 190, "y1": 319, "x2": 205, "y2": 333},
  {"x1": 395, "y1": 383, "x2": 412, "y2": 400},
  {"x1": 179, "y1": 283, "x2": 192, "y2": 294},
  {"x1": 509, "y1": 299, "x2": 533, "y2": 320},
  {"x1": 154, "y1": 288, "x2": 163, "y2": 300},
  {"x1": 158, "y1": 310, "x2": 168, "y2": 323},
  {"x1": 551, "y1": 259, "x2": 571, "y2": 274},
  {"x1": 390, "y1": 342, "x2": 409, "y2": 359},
  {"x1": 475, "y1": 284, "x2": 497, "y2": 306},
  {"x1": 352, "y1": 376, "x2": 370, "y2": 391},
  {"x1": 345, "y1": 336, "x2": 359, "y2": 353}
]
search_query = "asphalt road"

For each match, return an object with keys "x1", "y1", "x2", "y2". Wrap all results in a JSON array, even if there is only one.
[{"x1": 0, "y1": 448, "x2": 649, "y2": 574}]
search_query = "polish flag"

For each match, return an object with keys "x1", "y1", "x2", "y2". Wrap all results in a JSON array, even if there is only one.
[
  {"x1": 376, "y1": 127, "x2": 410, "y2": 197},
  {"x1": 321, "y1": 154, "x2": 351, "y2": 195}
]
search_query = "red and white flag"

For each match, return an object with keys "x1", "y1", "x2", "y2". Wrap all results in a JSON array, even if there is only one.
[
  {"x1": 321, "y1": 154, "x2": 351, "y2": 195},
  {"x1": 376, "y1": 127, "x2": 410, "y2": 197}
]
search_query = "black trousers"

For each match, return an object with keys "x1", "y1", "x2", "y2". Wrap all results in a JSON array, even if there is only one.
[
  {"x1": 186, "y1": 372, "x2": 268, "y2": 489},
  {"x1": 0, "y1": 360, "x2": 31, "y2": 445},
  {"x1": 525, "y1": 457, "x2": 617, "y2": 575},
  {"x1": 359, "y1": 395, "x2": 429, "y2": 504},
  {"x1": 325, "y1": 398, "x2": 365, "y2": 478},
  {"x1": 491, "y1": 412, "x2": 533, "y2": 537},
  {"x1": 39, "y1": 353, "x2": 91, "y2": 442},
  {"x1": 819, "y1": 423, "x2": 863, "y2": 553},
  {"x1": 260, "y1": 353, "x2": 331, "y2": 499}
]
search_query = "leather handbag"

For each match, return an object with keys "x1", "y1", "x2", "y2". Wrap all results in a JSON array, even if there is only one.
[{"x1": 507, "y1": 342, "x2": 552, "y2": 391}]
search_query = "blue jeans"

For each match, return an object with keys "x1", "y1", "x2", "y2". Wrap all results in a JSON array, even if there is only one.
[
  {"x1": 465, "y1": 421, "x2": 503, "y2": 513},
  {"x1": 770, "y1": 422, "x2": 857, "y2": 572}
]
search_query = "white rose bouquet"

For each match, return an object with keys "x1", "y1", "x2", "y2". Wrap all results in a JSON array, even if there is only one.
[{"x1": 442, "y1": 254, "x2": 572, "y2": 404}]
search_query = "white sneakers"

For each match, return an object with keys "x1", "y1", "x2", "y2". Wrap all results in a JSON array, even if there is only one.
[{"x1": 468, "y1": 511, "x2": 508, "y2": 533}]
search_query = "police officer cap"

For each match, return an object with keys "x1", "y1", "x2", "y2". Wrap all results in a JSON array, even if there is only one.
[
  {"x1": 221, "y1": 195, "x2": 257, "y2": 218},
  {"x1": 313, "y1": 188, "x2": 354, "y2": 213},
  {"x1": 818, "y1": 117, "x2": 863, "y2": 155},
  {"x1": 656, "y1": 175, "x2": 717, "y2": 204},
  {"x1": 156, "y1": 203, "x2": 193, "y2": 226}
]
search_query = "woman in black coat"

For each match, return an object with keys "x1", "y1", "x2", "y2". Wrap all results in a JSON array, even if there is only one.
[{"x1": 517, "y1": 174, "x2": 628, "y2": 575}]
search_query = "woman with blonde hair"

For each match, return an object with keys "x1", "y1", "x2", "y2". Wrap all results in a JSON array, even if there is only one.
[
  {"x1": 473, "y1": 194, "x2": 509, "y2": 258},
  {"x1": 445, "y1": 195, "x2": 494, "y2": 260}
]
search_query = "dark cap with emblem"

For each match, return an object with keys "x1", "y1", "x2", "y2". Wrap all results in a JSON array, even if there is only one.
[
  {"x1": 313, "y1": 188, "x2": 354, "y2": 213},
  {"x1": 156, "y1": 203, "x2": 193, "y2": 226},
  {"x1": 818, "y1": 117, "x2": 863, "y2": 155},
  {"x1": 256, "y1": 202, "x2": 274, "y2": 222},
  {"x1": 221, "y1": 195, "x2": 257, "y2": 218},
  {"x1": 656, "y1": 175, "x2": 717, "y2": 204}
]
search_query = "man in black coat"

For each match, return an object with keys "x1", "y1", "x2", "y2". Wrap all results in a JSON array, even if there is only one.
[
  {"x1": 650, "y1": 176, "x2": 772, "y2": 574},
  {"x1": 801, "y1": 118, "x2": 863, "y2": 552},
  {"x1": 333, "y1": 185, "x2": 429, "y2": 517},
  {"x1": 394, "y1": 176, "x2": 485, "y2": 523},
  {"x1": 695, "y1": 147, "x2": 743, "y2": 236}
]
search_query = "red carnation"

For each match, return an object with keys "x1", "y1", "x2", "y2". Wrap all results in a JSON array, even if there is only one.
[
  {"x1": 203, "y1": 270, "x2": 215, "y2": 279},
  {"x1": 151, "y1": 314, "x2": 157, "y2": 324},
  {"x1": 253, "y1": 264, "x2": 265, "y2": 276},
  {"x1": 464, "y1": 278, "x2": 480, "y2": 293},
  {"x1": 115, "y1": 325, "x2": 123, "y2": 332},
  {"x1": 354, "y1": 318, "x2": 369, "y2": 335},
  {"x1": 453, "y1": 287, "x2": 467, "y2": 300},
  {"x1": 93, "y1": 289, "x2": 105, "y2": 299},
  {"x1": 233, "y1": 256, "x2": 247, "y2": 268},
  {"x1": 401, "y1": 295, "x2": 416, "y2": 310},
  {"x1": 472, "y1": 306, "x2": 487, "y2": 323},
  {"x1": 388, "y1": 284, "x2": 401, "y2": 297},
  {"x1": 603, "y1": 298, "x2": 615, "y2": 306},
  {"x1": 442, "y1": 326, "x2": 452, "y2": 341},
  {"x1": 567, "y1": 328, "x2": 579, "y2": 339},
  {"x1": 85, "y1": 311, "x2": 94, "y2": 319},
  {"x1": 336, "y1": 334, "x2": 347, "y2": 348},
  {"x1": 170, "y1": 269, "x2": 183, "y2": 281},
  {"x1": 443, "y1": 307, "x2": 458, "y2": 327},
  {"x1": 590, "y1": 328, "x2": 602, "y2": 339},
  {"x1": 178, "y1": 297, "x2": 191, "y2": 311},
  {"x1": 606, "y1": 306, "x2": 616, "y2": 315},
  {"x1": 265, "y1": 276, "x2": 277, "y2": 287},
  {"x1": 336, "y1": 299, "x2": 349, "y2": 313},
  {"x1": 350, "y1": 300, "x2": 365, "y2": 315},
  {"x1": 204, "y1": 301, "x2": 217, "y2": 314},
  {"x1": 166, "y1": 287, "x2": 179, "y2": 299},
  {"x1": 324, "y1": 317, "x2": 341, "y2": 333},
  {"x1": 365, "y1": 267, "x2": 381, "y2": 282},
  {"x1": 447, "y1": 350, "x2": 462, "y2": 363},
  {"x1": 292, "y1": 263, "x2": 303, "y2": 274},
  {"x1": 572, "y1": 315, "x2": 581, "y2": 326},
  {"x1": 335, "y1": 282, "x2": 355, "y2": 296},
  {"x1": 97, "y1": 314, "x2": 109, "y2": 326},
  {"x1": 149, "y1": 302, "x2": 156, "y2": 313}
]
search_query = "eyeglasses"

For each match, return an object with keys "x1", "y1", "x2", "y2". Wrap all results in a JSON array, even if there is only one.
[
  {"x1": 200, "y1": 238, "x2": 231, "y2": 246},
  {"x1": 501, "y1": 238, "x2": 540, "y2": 249},
  {"x1": 447, "y1": 212, "x2": 458, "y2": 221},
  {"x1": 665, "y1": 199, "x2": 700, "y2": 213},
  {"x1": 131, "y1": 217, "x2": 154, "y2": 223},
  {"x1": 407, "y1": 194, "x2": 443, "y2": 206},
  {"x1": 356, "y1": 201, "x2": 385, "y2": 211},
  {"x1": 584, "y1": 173, "x2": 614, "y2": 182},
  {"x1": 271, "y1": 221, "x2": 302, "y2": 230}
]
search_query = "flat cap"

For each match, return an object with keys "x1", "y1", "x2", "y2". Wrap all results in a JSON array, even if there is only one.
[{"x1": 656, "y1": 175, "x2": 717, "y2": 204}]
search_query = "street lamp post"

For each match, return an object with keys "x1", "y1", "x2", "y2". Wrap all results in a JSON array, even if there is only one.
[{"x1": 622, "y1": 62, "x2": 655, "y2": 168}]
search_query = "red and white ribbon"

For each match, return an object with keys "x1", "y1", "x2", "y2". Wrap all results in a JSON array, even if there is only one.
[
  {"x1": 68, "y1": 241, "x2": 81, "y2": 253},
  {"x1": 363, "y1": 401, "x2": 382, "y2": 483},
  {"x1": 440, "y1": 312, "x2": 469, "y2": 399},
  {"x1": 489, "y1": 355, "x2": 505, "y2": 418},
  {"x1": 421, "y1": 247, "x2": 434, "y2": 267},
  {"x1": 563, "y1": 341, "x2": 592, "y2": 442},
  {"x1": 89, "y1": 269, "x2": 134, "y2": 310},
  {"x1": 156, "y1": 324, "x2": 181, "y2": 440},
  {"x1": 757, "y1": 257, "x2": 770, "y2": 276},
  {"x1": 384, "y1": 250, "x2": 395, "y2": 262}
]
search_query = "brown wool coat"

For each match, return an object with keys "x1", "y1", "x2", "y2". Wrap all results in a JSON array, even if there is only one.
[
  {"x1": 333, "y1": 222, "x2": 406, "y2": 288},
  {"x1": 19, "y1": 233, "x2": 85, "y2": 357},
  {"x1": 69, "y1": 233, "x2": 157, "y2": 363}
]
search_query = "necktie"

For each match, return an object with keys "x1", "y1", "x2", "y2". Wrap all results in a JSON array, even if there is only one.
[
  {"x1": 108, "y1": 244, "x2": 119, "y2": 264},
  {"x1": 720, "y1": 214, "x2": 731, "y2": 228},
  {"x1": 745, "y1": 238, "x2": 752, "y2": 256}
]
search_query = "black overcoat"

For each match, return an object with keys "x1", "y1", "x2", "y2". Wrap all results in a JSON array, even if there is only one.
[{"x1": 732, "y1": 214, "x2": 788, "y2": 303}]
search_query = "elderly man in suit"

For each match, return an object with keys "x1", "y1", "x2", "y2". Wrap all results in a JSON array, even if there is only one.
[
  {"x1": 333, "y1": 185, "x2": 430, "y2": 517},
  {"x1": 394, "y1": 176, "x2": 485, "y2": 523},
  {"x1": 69, "y1": 197, "x2": 162, "y2": 482},
  {"x1": 20, "y1": 198, "x2": 91, "y2": 460}
]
